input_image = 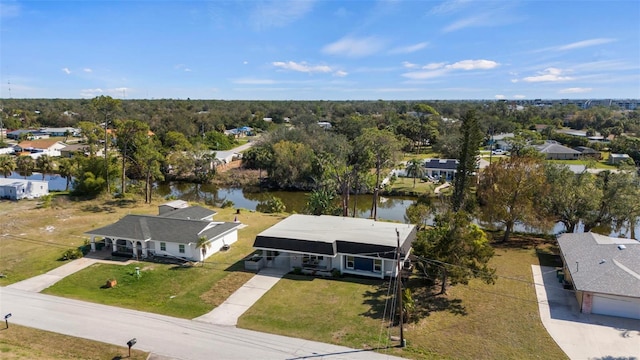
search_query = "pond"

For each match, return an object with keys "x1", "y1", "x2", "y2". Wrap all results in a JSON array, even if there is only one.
[{"x1": 154, "y1": 182, "x2": 417, "y2": 222}]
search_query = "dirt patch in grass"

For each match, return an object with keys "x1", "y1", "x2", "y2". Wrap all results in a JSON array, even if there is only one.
[
  {"x1": 0, "y1": 324, "x2": 148, "y2": 360},
  {"x1": 199, "y1": 270, "x2": 256, "y2": 307}
]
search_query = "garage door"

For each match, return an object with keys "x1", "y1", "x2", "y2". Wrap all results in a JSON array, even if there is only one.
[{"x1": 591, "y1": 294, "x2": 640, "y2": 319}]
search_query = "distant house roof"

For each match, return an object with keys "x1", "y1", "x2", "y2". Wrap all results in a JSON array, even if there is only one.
[
  {"x1": 253, "y1": 214, "x2": 416, "y2": 259},
  {"x1": 557, "y1": 232, "x2": 640, "y2": 298},
  {"x1": 85, "y1": 215, "x2": 240, "y2": 245},
  {"x1": 423, "y1": 159, "x2": 459, "y2": 170},
  {"x1": 575, "y1": 146, "x2": 600, "y2": 154},
  {"x1": 159, "y1": 205, "x2": 217, "y2": 220},
  {"x1": 534, "y1": 142, "x2": 581, "y2": 155},
  {"x1": 16, "y1": 139, "x2": 65, "y2": 151}
]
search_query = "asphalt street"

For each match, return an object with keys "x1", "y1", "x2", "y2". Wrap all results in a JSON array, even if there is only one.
[{"x1": 0, "y1": 287, "x2": 404, "y2": 360}]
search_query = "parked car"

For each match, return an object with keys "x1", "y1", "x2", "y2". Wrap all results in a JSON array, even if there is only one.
[{"x1": 491, "y1": 149, "x2": 506, "y2": 155}]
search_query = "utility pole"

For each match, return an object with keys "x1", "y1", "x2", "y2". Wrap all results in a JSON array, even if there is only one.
[{"x1": 396, "y1": 228, "x2": 405, "y2": 348}]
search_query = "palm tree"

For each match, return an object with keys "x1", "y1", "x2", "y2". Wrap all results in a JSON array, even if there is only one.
[
  {"x1": 405, "y1": 159, "x2": 425, "y2": 188},
  {"x1": 196, "y1": 236, "x2": 211, "y2": 266},
  {"x1": 36, "y1": 155, "x2": 55, "y2": 180},
  {"x1": 0, "y1": 154, "x2": 16, "y2": 178},
  {"x1": 57, "y1": 157, "x2": 75, "y2": 191},
  {"x1": 16, "y1": 156, "x2": 35, "y2": 179}
]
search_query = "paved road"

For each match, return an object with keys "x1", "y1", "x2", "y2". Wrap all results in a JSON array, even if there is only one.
[
  {"x1": 532, "y1": 265, "x2": 640, "y2": 359},
  {"x1": 0, "y1": 287, "x2": 404, "y2": 360}
]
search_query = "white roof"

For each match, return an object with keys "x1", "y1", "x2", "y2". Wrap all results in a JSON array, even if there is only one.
[{"x1": 257, "y1": 214, "x2": 415, "y2": 247}]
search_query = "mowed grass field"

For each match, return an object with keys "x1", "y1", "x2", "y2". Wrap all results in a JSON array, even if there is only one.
[{"x1": 0, "y1": 324, "x2": 148, "y2": 360}]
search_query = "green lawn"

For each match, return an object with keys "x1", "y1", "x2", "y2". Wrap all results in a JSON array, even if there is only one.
[
  {"x1": 388, "y1": 177, "x2": 436, "y2": 195},
  {"x1": 42, "y1": 208, "x2": 285, "y2": 318},
  {"x1": 546, "y1": 158, "x2": 616, "y2": 169},
  {"x1": 239, "y1": 239, "x2": 567, "y2": 360},
  {"x1": 0, "y1": 324, "x2": 148, "y2": 360}
]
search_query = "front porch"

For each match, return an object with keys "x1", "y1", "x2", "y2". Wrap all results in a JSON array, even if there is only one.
[{"x1": 88, "y1": 236, "x2": 153, "y2": 260}]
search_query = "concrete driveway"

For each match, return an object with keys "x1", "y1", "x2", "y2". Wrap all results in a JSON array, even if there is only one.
[{"x1": 532, "y1": 265, "x2": 640, "y2": 359}]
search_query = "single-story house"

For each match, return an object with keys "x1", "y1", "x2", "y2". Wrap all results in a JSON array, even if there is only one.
[
  {"x1": 224, "y1": 126, "x2": 253, "y2": 138},
  {"x1": 557, "y1": 232, "x2": 640, "y2": 320},
  {"x1": 14, "y1": 139, "x2": 66, "y2": 158},
  {"x1": 608, "y1": 153, "x2": 632, "y2": 165},
  {"x1": 0, "y1": 178, "x2": 49, "y2": 200},
  {"x1": 251, "y1": 214, "x2": 417, "y2": 279},
  {"x1": 534, "y1": 142, "x2": 581, "y2": 160},
  {"x1": 40, "y1": 127, "x2": 80, "y2": 137},
  {"x1": 59, "y1": 143, "x2": 104, "y2": 158},
  {"x1": 7, "y1": 129, "x2": 50, "y2": 140},
  {"x1": 424, "y1": 159, "x2": 459, "y2": 181},
  {"x1": 575, "y1": 146, "x2": 601, "y2": 160},
  {"x1": 85, "y1": 203, "x2": 240, "y2": 261}
]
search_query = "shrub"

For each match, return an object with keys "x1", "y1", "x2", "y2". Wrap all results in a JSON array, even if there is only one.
[
  {"x1": 256, "y1": 196, "x2": 286, "y2": 213},
  {"x1": 61, "y1": 248, "x2": 83, "y2": 260}
]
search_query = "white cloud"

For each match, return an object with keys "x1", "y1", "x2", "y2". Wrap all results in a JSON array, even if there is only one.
[
  {"x1": 251, "y1": 0, "x2": 314, "y2": 30},
  {"x1": 272, "y1": 61, "x2": 332, "y2": 74},
  {"x1": 559, "y1": 87, "x2": 592, "y2": 94},
  {"x1": 243, "y1": 61, "x2": 249, "y2": 65},
  {"x1": 522, "y1": 67, "x2": 573, "y2": 82},
  {"x1": 62, "y1": 68, "x2": 71, "y2": 75},
  {"x1": 389, "y1": 42, "x2": 428, "y2": 54},
  {"x1": 494, "y1": 94, "x2": 506, "y2": 99},
  {"x1": 557, "y1": 38, "x2": 616, "y2": 50},
  {"x1": 446, "y1": 59, "x2": 499, "y2": 70},
  {"x1": 402, "y1": 61, "x2": 419, "y2": 69},
  {"x1": 333, "y1": 70, "x2": 348, "y2": 77},
  {"x1": 513, "y1": 94, "x2": 526, "y2": 99},
  {"x1": 402, "y1": 59, "x2": 499, "y2": 80},
  {"x1": 322, "y1": 36, "x2": 385, "y2": 57},
  {"x1": 83, "y1": 68, "x2": 92, "y2": 73},
  {"x1": 80, "y1": 88, "x2": 104, "y2": 97},
  {"x1": 423, "y1": 62, "x2": 447, "y2": 70}
]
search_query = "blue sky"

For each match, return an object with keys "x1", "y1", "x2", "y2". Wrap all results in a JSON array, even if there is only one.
[{"x1": 1, "y1": 0, "x2": 639, "y2": 100}]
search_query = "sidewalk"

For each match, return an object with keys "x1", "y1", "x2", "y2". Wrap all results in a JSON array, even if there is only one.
[
  {"x1": 194, "y1": 267, "x2": 288, "y2": 326},
  {"x1": 6, "y1": 257, "x2": 134, "y2": 292}
]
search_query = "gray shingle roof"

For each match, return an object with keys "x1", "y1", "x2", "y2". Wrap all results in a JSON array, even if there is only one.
[
  {"x1": 159, "y1": 205, "x2": 216, "y2": 220},
  {"x1": 85, "y1": 215, "x2": 240, "y2": 244},
  {"x1": 535, "y1": 143, "x2": 581, "y2": 154},
  {"x1": 253, "y1": 214, "x2": 416, "y2": 258},
  {"x1": 557, "y1": 232, "x2": 640, "y2": 297}
]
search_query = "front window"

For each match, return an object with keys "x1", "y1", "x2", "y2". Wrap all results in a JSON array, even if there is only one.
[
  {"x1": 179, "y1": 244, "x2": 185, "y2": 253},
  {"x1": 160, "y1": 242, "x2": 166, "y2": 251},
  {"x1": 373, "y1": 259, "x2": 382, "y2": 273},
  {"x1": 346, "y1": 256, "x2": 354, "y2": 269},
  {"x1": 303, "y1": 255, "x2": 323, "y2": 265}
]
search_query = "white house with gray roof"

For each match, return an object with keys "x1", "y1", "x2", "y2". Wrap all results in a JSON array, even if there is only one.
[
  {"x1": 85, "y1": 204, "x2": 239, "y2": 261},
  {"x1": 534, "y1": 142, "x2": 581, "y2": 160},
  {"x1": 557, "y1": 232, "x2": 640, "y2": 319},
  {"x1": 252, "y1": 214, "x2": 416, "y2": 279}
]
